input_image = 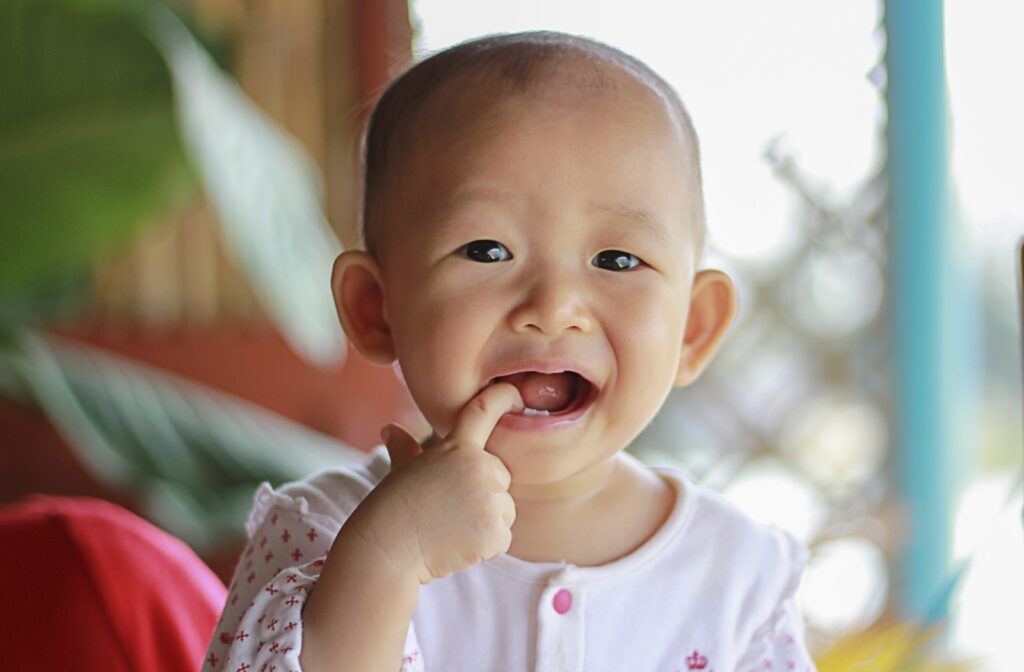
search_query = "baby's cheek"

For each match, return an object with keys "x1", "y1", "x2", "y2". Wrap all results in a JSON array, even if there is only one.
[
  {"x1": 615, "y1": 301, "x2": 682, "y2": 354},
  {"x1": 614, "y1": 308, "x2": 683, "y2": 392},
  {"x1": 400, "y1": 330, "x2": 478, "y2": 434}
]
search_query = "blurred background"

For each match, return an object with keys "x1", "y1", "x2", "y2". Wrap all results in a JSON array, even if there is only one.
[{"x1": 1, "y1": 0, "x2": 1021, "y2": 669}]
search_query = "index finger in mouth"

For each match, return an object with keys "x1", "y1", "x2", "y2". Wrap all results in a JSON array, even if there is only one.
[{"x1": 449, "y1": 382, "x2": 523, "y2": 449}]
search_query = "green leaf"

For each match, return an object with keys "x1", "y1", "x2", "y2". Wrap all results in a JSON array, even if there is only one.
[
  {"x1": 142, "y1": 3, "x2": 348, "y2": 367},
  {"x1": 0, "y1": 0, "x2": 195, "y2": 302},
  {"x1": 0, "y1": 326, "x2": 364, "y2": 550}
]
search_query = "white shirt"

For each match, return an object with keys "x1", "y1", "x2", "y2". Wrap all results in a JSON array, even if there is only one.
[{"x1": 204, "y1": 448, "x2": 816, "y2": 672}]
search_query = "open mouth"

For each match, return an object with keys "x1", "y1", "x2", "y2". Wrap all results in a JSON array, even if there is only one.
[{"x1": 489, "y1": 371, "x2": 595, "y2": 418}]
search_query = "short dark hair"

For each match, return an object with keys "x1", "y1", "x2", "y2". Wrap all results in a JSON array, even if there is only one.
[{"x1": 360, "y1": 31, "x2": 706, "y2": 256}]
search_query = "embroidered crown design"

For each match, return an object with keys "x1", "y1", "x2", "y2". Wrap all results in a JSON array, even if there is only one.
[{"x1": 686, "y1": 650, "x2": 708, "y2": 670}]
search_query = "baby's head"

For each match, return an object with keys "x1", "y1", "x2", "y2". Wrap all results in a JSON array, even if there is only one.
[
  {"x1": 360, "y1": 32, "x2": 707, "y2": 261},
  {"x1": 333, "y1": 32, "x2": 737, "y2": 485}
]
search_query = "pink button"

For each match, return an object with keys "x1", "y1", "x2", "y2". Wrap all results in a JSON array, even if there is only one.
[{"x1": 552, "y1": 588, "x2": 572, "y2": 614}]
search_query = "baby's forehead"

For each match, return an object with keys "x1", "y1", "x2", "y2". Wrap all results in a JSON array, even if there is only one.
[
  {"x1": 417, "y1": 56, "x2": 688, "y2": 140},
  {"x1": 363, "y1": 40, "x2": 707, "y2": 258},
  {"x1": 404, "y1": 95, "x2": 702, "y2": 253}
]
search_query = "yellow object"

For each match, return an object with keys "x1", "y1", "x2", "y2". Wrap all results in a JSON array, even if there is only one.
[{"x1": 814, "y1": 621, "x2": 978, "y2": 671}]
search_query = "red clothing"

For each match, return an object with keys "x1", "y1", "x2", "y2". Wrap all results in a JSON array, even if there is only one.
[{"x1": 0, "y1": 496, "x2": 227, "y2": 671}]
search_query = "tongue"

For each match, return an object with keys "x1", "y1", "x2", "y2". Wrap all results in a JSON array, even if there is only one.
[{"x1": 501, "y1": 372, "x2": 577, "y2": 412}]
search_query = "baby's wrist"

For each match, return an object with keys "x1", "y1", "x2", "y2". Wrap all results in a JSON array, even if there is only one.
[{"x1": 341, "y1": 500, "x2": 426, "y2": 585}]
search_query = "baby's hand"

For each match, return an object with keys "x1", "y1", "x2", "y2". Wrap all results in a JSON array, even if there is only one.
[{"x1": 349, "y1": 383, "x2": 523, "y2": 585}]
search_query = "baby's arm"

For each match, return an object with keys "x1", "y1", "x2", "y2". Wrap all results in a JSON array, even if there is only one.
[
  {"x1": 298, "y1": 512, "x2": 420, "y2": 671},
  {"x1": 300, "y1": 382, "x2": 523, "y2": 671},
  {"x1": 203, "y1": 436, "x2": 415, "y2": 669}
]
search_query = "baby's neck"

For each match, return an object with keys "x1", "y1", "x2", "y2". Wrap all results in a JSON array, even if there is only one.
[
  {"x1": 507, "y1": 453, "x2": 622, "y2": 506},
  {"x1": 506, "y1": 453, "x2": 675, "y2": 567}
]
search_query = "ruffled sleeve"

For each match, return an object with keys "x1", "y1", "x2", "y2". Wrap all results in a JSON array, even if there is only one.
[
  {"x1": 735, "y1": 532, "x2": 817, "y2": 672},
  {"x1": 201, "y1": 483, "x2": 336, "y2": 671},
  {"x1": 202, "y1": 449, "x2": 424, "y2": 671}
]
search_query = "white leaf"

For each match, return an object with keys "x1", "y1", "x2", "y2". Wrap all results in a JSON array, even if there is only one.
[{"x1": 144, "y1": 5, "x2": 346, "y2": 366}]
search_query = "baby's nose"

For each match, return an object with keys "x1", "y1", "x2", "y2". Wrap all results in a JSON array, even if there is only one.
[{"x1": 508, "y1": 274, "x2": 594, "y2": 335}]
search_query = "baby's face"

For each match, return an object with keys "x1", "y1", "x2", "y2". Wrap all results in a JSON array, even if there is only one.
[{"x1": 375, "y1": 79, "x2": 704, "y2": 485}]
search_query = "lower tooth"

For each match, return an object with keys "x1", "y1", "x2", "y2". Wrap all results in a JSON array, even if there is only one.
[{"x1": 522, "y1": 408, "x2": 550, "y2": 417}]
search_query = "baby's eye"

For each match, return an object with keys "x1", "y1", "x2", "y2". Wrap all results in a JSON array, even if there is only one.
[
  {"x1": 459, "y1": 239, "x2": 512, "y2": 263},
  {"x1": 592, "y1": 249, "x2": 643, "y2": 271}
]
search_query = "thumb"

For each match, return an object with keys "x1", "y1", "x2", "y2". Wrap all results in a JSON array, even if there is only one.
[{"x1": 381, "y1": 423, "x2": 423, "y2": 472}]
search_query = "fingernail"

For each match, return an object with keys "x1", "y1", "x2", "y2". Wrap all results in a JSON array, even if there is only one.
[{"x1": 380, "y1": 426, "x2": 393, "y2": 443}]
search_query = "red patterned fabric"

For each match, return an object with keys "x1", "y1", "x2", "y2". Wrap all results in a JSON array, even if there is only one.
[{"x1": 0, "y1": 496, "x2": 227, "y2": 671}]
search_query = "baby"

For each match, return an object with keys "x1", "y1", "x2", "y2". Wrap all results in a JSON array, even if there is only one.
[{"x1": 205, "y1": 31, "x2": 816, "y2": 672}]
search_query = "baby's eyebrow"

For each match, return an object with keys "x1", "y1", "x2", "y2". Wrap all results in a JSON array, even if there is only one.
[
  {"x1": 590, "y1": 201, "x2": 674, "y2": 246},
  {"x1": 433, "y1": 187, "x2": 522, "y2": 232},
  {"x1": 445, "y1": 186, "x2": 522, "y2": 212},
  {"x1": 434, "y1": 190, "x2": 677, "y2": 248}
]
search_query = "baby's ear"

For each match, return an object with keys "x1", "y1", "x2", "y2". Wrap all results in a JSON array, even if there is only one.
[
  {"x1": 674, "y1": 269, "x2": 738, "y2": 387},
  {"x1": 331, "y1": 251, "x2": 397, "y2": 364}
]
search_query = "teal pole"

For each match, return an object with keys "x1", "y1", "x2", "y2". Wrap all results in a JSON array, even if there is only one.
[{"x1": 884, "y1": 0, "x2": 955, "y2": 621}]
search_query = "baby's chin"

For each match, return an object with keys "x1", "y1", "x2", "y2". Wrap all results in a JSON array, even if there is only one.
[
  {"x1": 482, "y1": 429, "x2": 593, "y2": 476},
  {"x1": 499, "y1": 453, "x2": 623, "y2": 495}
]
